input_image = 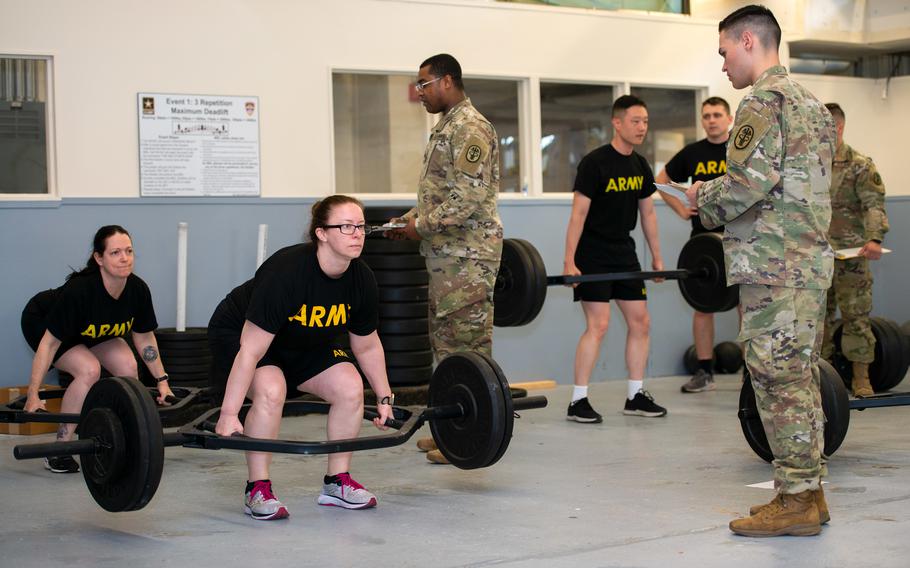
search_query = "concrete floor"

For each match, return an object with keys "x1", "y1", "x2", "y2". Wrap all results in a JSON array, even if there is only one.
[{"x1": 2, "y1": 374, "x2": 909, "y2": 568}]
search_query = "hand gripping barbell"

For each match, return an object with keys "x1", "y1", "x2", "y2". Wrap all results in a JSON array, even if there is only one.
[
  {"x1": 11, "y1": 352, "x2": 547, "y2": 513},
  {"x1": 494, "y1": 232, "x2": 739, "y2": 327}
]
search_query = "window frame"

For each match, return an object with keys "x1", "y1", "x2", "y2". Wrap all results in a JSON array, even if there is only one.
[{"x1": 0, "y1": 52, "x2": 57, "y2": 201}]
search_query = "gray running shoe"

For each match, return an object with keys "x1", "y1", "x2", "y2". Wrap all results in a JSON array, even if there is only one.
[
  {"x1": 244, "y1": 480, "x2": 289, "y2": 521},
  {"x1": 317, "y1": 473, "x2": 377, "y2": 510},
  {"x1": 681, "y1": 369, "x2": 716, "y2": 393}
]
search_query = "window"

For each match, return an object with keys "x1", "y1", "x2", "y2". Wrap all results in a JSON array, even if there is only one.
[
  {"x1": 0, "y1": 56, "x2": 52, "y2": 195},
  {"x1": 539, "y1": 82, "x2": 616, "y2": 193},
  {"x1": 629, "y1": 86, "x2": 697, "y2": 174},
  {"x1": 332, "y1": 72, "x2": 521, "y2": 194}
]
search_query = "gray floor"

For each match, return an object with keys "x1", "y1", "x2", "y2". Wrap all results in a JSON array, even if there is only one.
[{"x1": 2, "y1": 375, "x2": 909, "y2": 568}]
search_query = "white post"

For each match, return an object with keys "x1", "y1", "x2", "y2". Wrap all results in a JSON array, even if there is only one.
[
  {"x1": 176, "y1": 222, "x2": 188, "y2": 332},
  {"x1": 256, "y1": 224, "x2": 269, "y2": 268}
]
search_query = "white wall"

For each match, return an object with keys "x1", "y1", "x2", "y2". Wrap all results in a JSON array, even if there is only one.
[{"x1": 2, "y1": 0, "x2": 908, "y2": 198}]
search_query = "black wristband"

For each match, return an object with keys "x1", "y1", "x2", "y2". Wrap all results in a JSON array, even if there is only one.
[{"x1": 155, "y1": 374, "x2": 170, "y2": 383}]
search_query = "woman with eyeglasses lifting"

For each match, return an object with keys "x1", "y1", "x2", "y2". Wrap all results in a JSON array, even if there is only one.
[{"x1": 209, "y1": 195, "x2": 393, "y2": 521}]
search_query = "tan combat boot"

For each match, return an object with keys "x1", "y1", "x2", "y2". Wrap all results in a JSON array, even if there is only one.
[
  {"x1": 426, "y1": 449, "x2": 450, "y2": 464},
  {"x1": 416, "y1": 437, "x2": 437, "y2": 452},
  {"x1": 730, "y1": 491, "x2": 821, "y2": 537},
  {"x1": 750, "y1": 486, "x2": 829, "y2": 524},
  {"x1": 852, "y1": 362, "x2": 874, "y2": 398}
]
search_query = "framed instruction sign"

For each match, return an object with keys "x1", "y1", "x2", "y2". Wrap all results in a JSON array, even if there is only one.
[{"x1": 138, "y1": 93, "x2": 260, "y2": 196}]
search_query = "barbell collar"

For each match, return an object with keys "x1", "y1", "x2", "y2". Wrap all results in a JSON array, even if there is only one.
[{"x1": 14, "y1": 438, "x2": 98, "y2": 460}]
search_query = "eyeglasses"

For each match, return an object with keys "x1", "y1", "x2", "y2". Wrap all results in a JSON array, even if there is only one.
[
  {"x1": 322, "y1": 224, "x2": 373, "y2": 236},
  {"x1": 415, "y1": 76, "x2": 442, "y2": 92}
]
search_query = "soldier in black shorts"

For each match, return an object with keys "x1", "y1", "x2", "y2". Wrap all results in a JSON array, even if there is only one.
[
  {"x1": 210, "y1": 195, "x2": 394, "y2": 521},
  {"x1": 21, "y1": 225, "x2": 174, "y2": 474},
  {"x1": 564, "y1": 95, "x2": 668, "y2": 423},
  {"x1": 655, "y1": 96, "x2": 734, "y2": 393}
]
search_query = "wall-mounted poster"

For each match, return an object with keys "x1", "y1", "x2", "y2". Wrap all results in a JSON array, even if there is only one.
[{"x1": 138, "y1": 93, "x2": 260, "y2": 196}]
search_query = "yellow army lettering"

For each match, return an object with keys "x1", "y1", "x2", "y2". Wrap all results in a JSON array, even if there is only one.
[
  {"x1": 604, "y1": 176, "x2": 644, "y2": 193},
  {"x1": 693, "y1": 160, "x2": 726, "y2": 176},
  {"x1": 288, "y1": 304, "x2": 350, "y2": 327},
  {"x1": 333, "y1": 349, "x2": 349, "y2": 358},
  {"x1": 80, "y1": 318, "x2": 134, "y2": 339}
]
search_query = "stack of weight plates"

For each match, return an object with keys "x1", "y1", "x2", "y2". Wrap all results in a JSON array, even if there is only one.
[
  {"x1": 360, "y1": 206, "x2": 433, "y2": 386},
  {"x1": 153, "y1": 327, "x2": 211, "y2": 387}
]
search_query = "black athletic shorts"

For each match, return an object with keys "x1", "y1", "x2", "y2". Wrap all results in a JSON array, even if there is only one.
[
  {"x1": 573, "y1": 239, "x2": 647, "y2": 303},
  {"x1": 21, "y1": 290, "x2": 79, "y2": 363}
]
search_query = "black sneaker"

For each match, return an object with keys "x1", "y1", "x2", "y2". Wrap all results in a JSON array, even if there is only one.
[
  {"x1": 44, "y1": 455, "x2": 80, "y2": 474},
  {"x1": 623, "y1": 391, "x2": 667, "y2": 417},
  {"x1": 567, "y1": 397, "x2": 603, "y2": 423}
]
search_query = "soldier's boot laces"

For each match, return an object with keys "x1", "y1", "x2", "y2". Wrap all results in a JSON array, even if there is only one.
[
  {"x1": 851, "y1": 362, "x2": 874, "y2": 398},
  {"x1": 750, "y1": 486, "x2": 829, "y2": 524},
  {"x1": 730, "y1": 490, "x2": 821, "y2": 537}
]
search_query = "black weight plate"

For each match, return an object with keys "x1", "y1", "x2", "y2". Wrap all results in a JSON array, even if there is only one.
[
  {"x1": 379, "y1": 286, "x2": 428, "y2": 303},
  {"x1": 713, "y1": 341, "x2": 743, "y2": 373},
  {"x1": 878, "y1": 318, "x2": 909, "y2": 391},
  {"x1": 512, "y1": 239, "x2": 549, "y2": 327},
  {"x1": 154, "y1": 327, "x2": 209, "y2": 342},
  {"x1": 834, "y1": 317, "x2": 894, "y2": 392},
  {"x1": 361, "y1": 254, "x2": 427, "y2": 271},
  {"x1": 79, "y1": 377, "x2": 164, "y2": 512},
  {"x1": 683, "y1": 345, "x2": 699, "y2": 375},
  {"x1": 379, "y1": 302, "x2": 428, "y2": 319},
  {"x1": 380, "y1": 334, "x2": 431, "y2": 352},
  {"x1": 387, "y1": 366, "x2": 433, "y2": 386},
  {"x1": 476, "y1": 353, "x2": 515, "y2": 468},
  {"x1": 373, "y1": 270, "x2": 429, "y2": 287},
  {"x1": 80, "y1": 407, "x2": 126, "y2": 486},
  {"x1": 385, "y1": 350, "x2": 434, "y2": 368},
  {"x1": 494, "y1": 238, "x2": 547, "y2": 327},
  {"x1": 363, "y1": 239, "x2": 421, "y2": 255},
  {"x1": 164, "y1": 364, "x2": 211, "y2": 375},
  {"x1": 379, "y1": 318, "x2": 428, "y2": 335},
  {"x1": 429, "y1": 353, "x2": 508, "y2": 470},
  {"x1": 902, "y1": 320, "x2": 910, "y2": 339},
  {"x1": 677, "y1": 233, "x2": 739, "y2": 313},
  {"x1": 738, "y1": 360, "x2": 849, "y2": 462}
]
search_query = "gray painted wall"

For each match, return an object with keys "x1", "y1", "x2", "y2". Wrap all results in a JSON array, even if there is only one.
[{"x1": 2, "y1": 197, "x2": 907, "y2": 388}]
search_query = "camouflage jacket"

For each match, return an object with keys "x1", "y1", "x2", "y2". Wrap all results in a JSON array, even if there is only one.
[
  {"x1": 402, "y1": 98, "x2": 503, "y2": 260},
  {"x1": 698, "y1": 66, "x2": 836, "y2": 290},
  {"x1": 829, "y1": 142, "x2": 889, "y2": 249}
]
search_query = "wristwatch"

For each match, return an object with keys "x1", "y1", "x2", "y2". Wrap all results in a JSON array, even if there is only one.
[
  {"x1": 155, "y1": 374, "x2": 170, "y2": 383},
  {"x1": 378, "y1": 394, "x2": 395, "y2": 406}
]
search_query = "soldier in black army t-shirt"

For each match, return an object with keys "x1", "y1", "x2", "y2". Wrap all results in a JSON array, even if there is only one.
[
  {"x1": 655, "y1": 96, "x2": 734, "y2": 393},
  {"x1": 564, "y1": 95, "x2": 668, "y2": 424},
  {"x1": 21, "y1": 225, "x2": 174, "y2": 474},
  {"x1": 210, "y1": 195, "x2": 394, "y2": 521}
]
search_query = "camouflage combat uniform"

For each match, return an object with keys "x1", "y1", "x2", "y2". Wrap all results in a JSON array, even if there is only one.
[
  {"x1": 820, "y1": 143, "x2": 889, "y2": 364},
  {"x1": 401, "y1": 98, "x2": 503, "y2": 360},
  {"x1": 697, "y1": 66, "x2": 837, "y2": 494}
]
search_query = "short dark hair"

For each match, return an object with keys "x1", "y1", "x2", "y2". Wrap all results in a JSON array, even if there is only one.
[
  {"x1": 612, "y1": 95, "x2": 647, "y2": 118},
  {"x1": 702, "y1": 96, "x2": 731, "y2": 115},
  {"x1": 420, "y1": 53, "x2": 464, "y2": 90},
  {"x1": 825, "y1": 103, "x2": 845, "y2": 122},
  {"x1": 718, "y1": 4, "x2": 781, "y2": 50},
  {"x1": 308, "y1": 195, "x2": 365, "y2": 243}
]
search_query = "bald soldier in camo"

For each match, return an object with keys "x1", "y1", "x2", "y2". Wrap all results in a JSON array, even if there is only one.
[
  {"x1": 820, "y1": 103, "x2": 890, "y2": 398},
  {"x1": 388, "y1": 53, "x2": 503, "y2": 465},
  {"x1": 686, "y1": 6, "x2": 837, "y2": 537}
]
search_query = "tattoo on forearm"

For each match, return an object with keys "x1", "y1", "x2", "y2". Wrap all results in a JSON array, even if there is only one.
[{"x1": 142, "y1": 346, "x2": 159, "y2": 362}]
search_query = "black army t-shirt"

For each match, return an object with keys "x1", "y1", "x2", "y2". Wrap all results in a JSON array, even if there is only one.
[
  {"x1": 222, "y1": 243, "x2": 378, "y2": 368},
  {"x1": 573, "y1": 144, "x2": 655, "y2": 265},
  {"x1": 44, "y1": 272, "x2": 158, "y2": 347},
  {"x1": 664, "y1": 138, "x2": 727, "y2": 234}
]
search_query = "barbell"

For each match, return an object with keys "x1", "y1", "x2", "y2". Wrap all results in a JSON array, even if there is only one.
[
  {"x1": 10, "y1": 352, "x2": 547, "y2": 512},
  {"x1": 494, "y1": 232, "x2": 739, "y2": 327}
]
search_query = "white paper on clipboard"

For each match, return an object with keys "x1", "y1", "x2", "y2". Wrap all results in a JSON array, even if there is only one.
[
  {"x1": 834, "y1": 246, "x2": 892, "y2": 260},
  {"x1": 654, "y1": 182, "x2": 692, "y2": 208}
]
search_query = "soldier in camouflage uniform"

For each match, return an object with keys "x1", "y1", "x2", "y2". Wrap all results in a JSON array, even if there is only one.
[
  {"x1": 820, "y1": 103, "x2": 889, "y2": 398},
  {"x1": 686, "y1": 5, "x2": 836, "y2": 537},
  {"x1": 388, "y1": 54, "x2": 502, "y2": 464}
]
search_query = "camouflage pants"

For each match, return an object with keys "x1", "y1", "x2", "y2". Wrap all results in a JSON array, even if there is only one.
[
  {"x1": 739, "y1": 284, "x2": 827, "y2": 494},
  {"x1": 425, "y1": 256, "x2": 499, "y2": 362},
  {"x1": 821, "y1": 257, "x2": 875, "y2": 364}
]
